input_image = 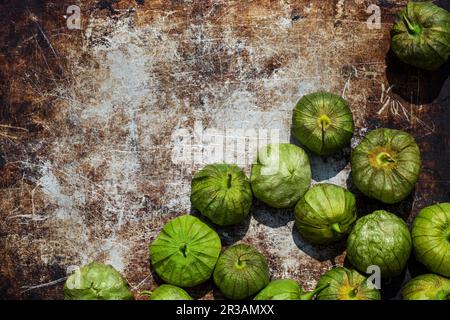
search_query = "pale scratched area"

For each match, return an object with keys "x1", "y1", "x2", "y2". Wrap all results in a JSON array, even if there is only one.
[{"x1": 1, "y1": 0, "x2": 448, "y2": 299}]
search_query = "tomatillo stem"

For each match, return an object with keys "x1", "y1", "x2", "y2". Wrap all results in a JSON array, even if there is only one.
[
  {"x1": 349, "y1": 288, "x2": 358, "y2": 298},
  {"x1": 180, "y1": 243, "x2": 188, "y2": 257},
  {"x1": 376, "y1": 152, "x2": 395, "y2": 166},
  {"x1": 317, "y1": 115, "x2": 331, "y2": 130},
  {"x1": 227, "y1": 174, "x2": 232, "y2": 188},
  {"x1": 300, "y1": 283, "x2": 330, "y2": 300},
  {"x1": 403, "y1": 14, "x2": 421, "y2": 35},
  {"x1": 235, "y1": 257, "x2": 246, "y2": 269},
  {"x1": 331, "y1": 223, "x2": 342, "y2": 233}
]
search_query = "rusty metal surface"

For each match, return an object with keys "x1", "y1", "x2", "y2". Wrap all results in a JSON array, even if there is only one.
[{"x1": 0, "y1": 0, "x2": 449, "y2": 300}]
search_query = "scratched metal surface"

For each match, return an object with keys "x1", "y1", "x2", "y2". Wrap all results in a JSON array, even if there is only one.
[{"x1": 0, "y1": 0, "x2": 449, "y2": 300}]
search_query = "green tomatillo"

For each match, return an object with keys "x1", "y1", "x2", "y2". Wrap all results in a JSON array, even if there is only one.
[
  {"x1": 294, "y1": 183, "x2": 357, "y2": 244},
  {"x1": 402, "y1": 274, "x2": 450, "y2": 300},
  {"x1": 391, "y1": 2, "x2": 450, "y2": 70},
  {"x1": 141, "y1": 284, "x2": 193, "y2": 300},
  {"x1": 412, "y1": 203, "x2": 450, "y2": 277},
  {"x1": 190, "y1": 163, "x2": 252, "y2": 226},
  {"x1": 250, "y1": 143, "x2": 311, "y2": 208},
  {"x1": 351, "y1": 128, "x2": 421, "y2": 204},
  {"x1": 292, "y1": 91, "x2": 354, "y2": 156},
  {"x1": 64, "y1": 262, "x2": 134, "y2": 300},
  {"x1": 149, "y1": 215, "x2": 221, "y2": 287},
  {"x1": 315, "y1": 267, "x2": 381, "y2": 300},
  {"x1": 347, "y1": 210, "x2": 412, "y2": 278},
  {"x1": 213, "y1": 244, "x2": 270, "y2": 300}
]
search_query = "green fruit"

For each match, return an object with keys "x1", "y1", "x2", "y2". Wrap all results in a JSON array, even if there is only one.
[
  {"x1": 294, "y1": 183, "x2": 357, "y2": 244},
  {"x1": 347, "y1": 210, "x2": 412, "y2": 278},
  {"x1": 292, "y1": 91, "x2": 354, "y2": 156},
  {"x1": 250, "y1": 143, "x2": 311, "y2": 208},
  {"x1": 149, "y1": 215, "x2": 221, "y2": 287},
  {"x1": 191, "y1": 164, "x2": 252, "y2": 226},
  {"x1": 142, "y1": 284, "x2": 193, "y2": 300},
  {"x1": 402, "y1": 274, "x2": 450, "y2": 300},
  {"x1": 391, "y1": 2, "x2": 450, "y2": 71},
  {"x1": 254, "y1": 279, "x2": 328, "y2": 300},
  {"x1": 351, "y1": 128, "x2": 421, "y2": 204},
  {"x1": 213, "y1": 244, "x2": 270, "y2": 300},
  {"x1": 64, "y1": 262, "x2": 134, "y2": 300},
  {"x1": 315, "y1": 267, "x2": 380, "y2": 300},
  {"x1": 412, "y1": 203, "x2": 450, "y2": 277}
]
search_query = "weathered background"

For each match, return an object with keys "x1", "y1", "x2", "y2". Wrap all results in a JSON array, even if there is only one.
[{"x1": 0, "y1": 0, "x2": 449, "y2": 300}]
